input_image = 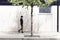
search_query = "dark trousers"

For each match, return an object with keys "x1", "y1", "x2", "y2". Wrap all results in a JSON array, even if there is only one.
[{"x1": 18, "y1": 25, "x2": 23, "y2": 33}]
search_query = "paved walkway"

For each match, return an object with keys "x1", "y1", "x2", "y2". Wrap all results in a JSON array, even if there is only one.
[{"x1": 0, "y1": 32, "x2": 60, "y2": 38}]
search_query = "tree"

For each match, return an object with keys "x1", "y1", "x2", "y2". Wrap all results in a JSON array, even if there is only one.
[{"x1": 8, "y1": 0, "x2": 57, "y2": 37}]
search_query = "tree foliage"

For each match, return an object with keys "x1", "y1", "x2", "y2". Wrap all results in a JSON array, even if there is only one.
[{"x1": 8, "y1": 0, "x2": 57, "y2": 7}]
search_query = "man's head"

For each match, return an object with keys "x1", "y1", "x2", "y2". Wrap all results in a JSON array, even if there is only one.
[{"x1": 21, "y1": 16, "x2": 23, "y2": 18}]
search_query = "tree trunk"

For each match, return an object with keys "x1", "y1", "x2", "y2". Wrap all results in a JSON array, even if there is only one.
[
  {"x1": 57, "y1": 0, "x2": 59, "y2": 32},
  {"x1": 31, "y1": 6, "x2": 33, "y2": 36}
]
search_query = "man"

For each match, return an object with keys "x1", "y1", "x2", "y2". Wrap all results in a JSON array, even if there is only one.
[{"x1": 18, "y1": 16, "x2": 23, "y2": 33}]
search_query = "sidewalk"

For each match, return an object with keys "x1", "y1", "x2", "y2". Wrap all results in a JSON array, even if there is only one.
[
  {"x1": 0, "y1": 31, "x2": 24, "y2": 38},
  {"x1": 0, "y1": 32, "x2": 59, "y2": 38}
]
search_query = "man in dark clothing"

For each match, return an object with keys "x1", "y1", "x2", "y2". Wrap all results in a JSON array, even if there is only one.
[{"x1": 18, "y1": 16, "x2": 23, "y2": 33}]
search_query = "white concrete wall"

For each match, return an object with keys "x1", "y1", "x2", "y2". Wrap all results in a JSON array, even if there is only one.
[
  {"x1": 0, "y1": 6, "x2": 57, "y2": 34},
  {"x1": 33, "y1": 6, "x2": 57, "y2": 34},
  {"x1": 0, "y1": 6, "x2": 20, "y2": 32},
  {"x1": 0, "y1": 6, "x2": 31, "y2": 32}
]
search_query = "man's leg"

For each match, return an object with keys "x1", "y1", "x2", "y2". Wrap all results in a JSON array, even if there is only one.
[
  {"x1": 18, "y1": 25, "x2": 23, "y2": 33},
  {"x1": 18, "y1": 29, "x2": 20, "y2": 33},
  {"x1": 21, "y1": 25, "x2": 23, "y2": 33},
  {"x1": 18, "y1": 26, "x2": 22, "y2": 33}
]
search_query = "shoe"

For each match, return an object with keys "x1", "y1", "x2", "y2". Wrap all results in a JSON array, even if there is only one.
[{"x1": 18, "y1": 30, "x2": 20, "y2": 33}]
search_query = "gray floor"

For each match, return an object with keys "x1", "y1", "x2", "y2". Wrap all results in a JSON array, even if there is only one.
[{"x1": 0, "y1": 38, "x2": 58, "y2": 40}]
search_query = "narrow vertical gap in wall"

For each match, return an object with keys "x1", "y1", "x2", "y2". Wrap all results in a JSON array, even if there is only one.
[{"x1": 57, "y1": 0, "x2": 59, "y2": 32}]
